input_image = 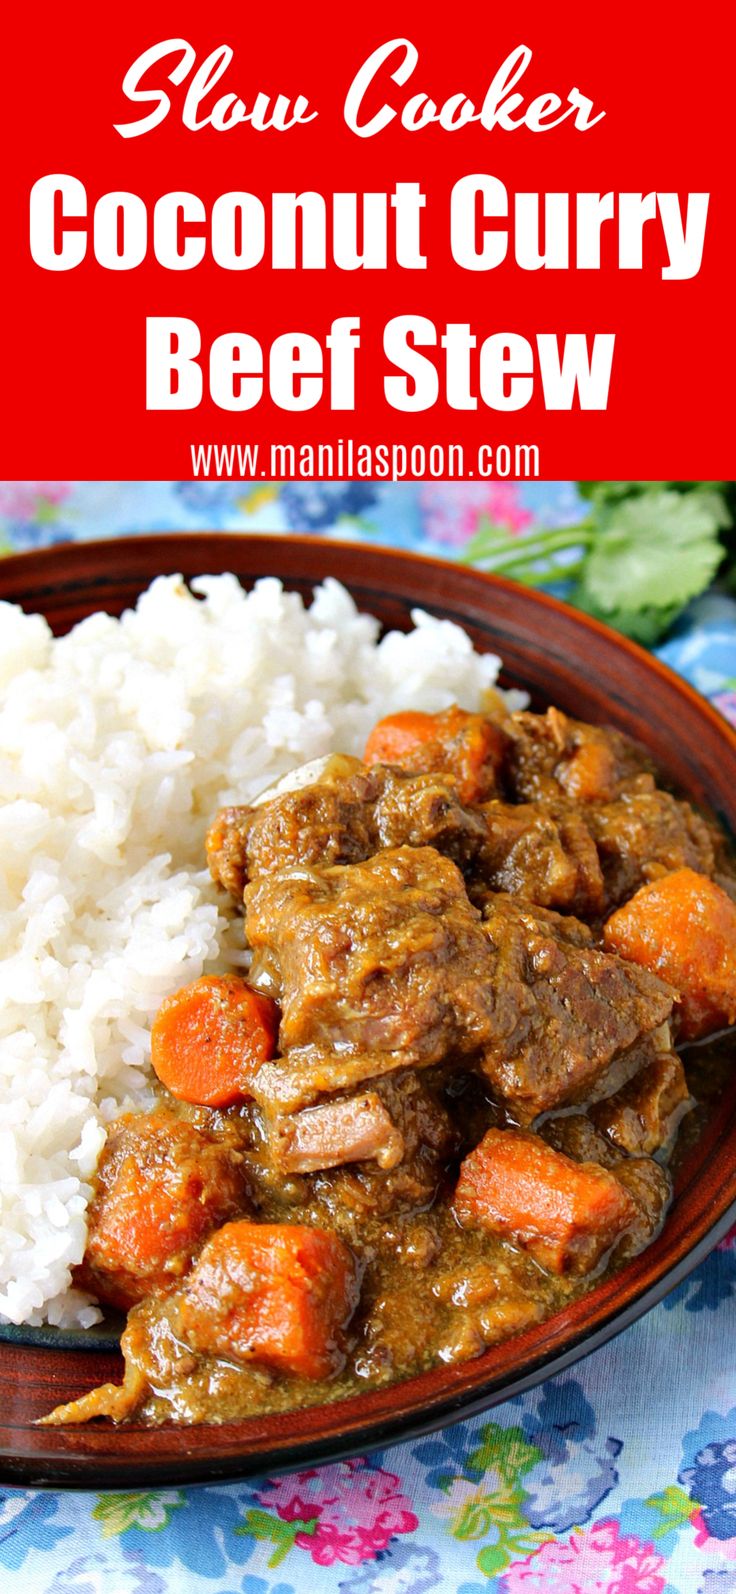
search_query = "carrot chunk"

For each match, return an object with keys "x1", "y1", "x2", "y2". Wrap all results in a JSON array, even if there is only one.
[
  {"x1": 365, "y1": 711, "x2": 445, "y2": 766},
  {"x1": 151, "y1": 975, "x2": 279, "y2": 1107},
  {"x1": 557, "y1": 739, "x2": 619, "y2": 803},
  {"x1": 77, "y1": 1113, "x2": 247, "y2": 1311},
  {"x1": 453, "y1": 1128, "x2": 636, "y2": 1276},
  {"x1": 179, "y1": 1221, "x2": 359, "y2": 1379},
  {"x1": 603, "y1": 867, "x2": 736, "y2": 1040},
  {"x1": 364, "y1": 706, "x2": 506, "y2": 803}
]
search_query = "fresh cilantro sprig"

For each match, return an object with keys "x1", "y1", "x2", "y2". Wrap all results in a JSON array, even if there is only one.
[{"x1": 462, "y1": 482, "x2": 733, "y2": 643}]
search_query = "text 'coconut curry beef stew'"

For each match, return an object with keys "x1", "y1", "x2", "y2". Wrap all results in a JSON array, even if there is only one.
[{"x1": 44, "y1": 702, "x2": 736, "y2": 1427}]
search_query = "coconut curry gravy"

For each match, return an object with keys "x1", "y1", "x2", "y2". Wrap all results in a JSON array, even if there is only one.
[{"x1": 44, "y1": 704, "x2": 736, "y2": 1427}]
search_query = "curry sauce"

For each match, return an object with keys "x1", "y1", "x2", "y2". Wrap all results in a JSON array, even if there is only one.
[{"x1": 43, "y1": 704, "x2": 736, "y2": 1427}]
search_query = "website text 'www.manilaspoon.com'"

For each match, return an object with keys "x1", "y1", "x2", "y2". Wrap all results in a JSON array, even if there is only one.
[{"x1": 189, "y1": 439, "x2": 540, "y2": 480}]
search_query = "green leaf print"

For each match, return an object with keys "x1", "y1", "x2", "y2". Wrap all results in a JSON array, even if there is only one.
[
  {"x1": 644, "y1": 1484, "x2": 701, "y2": 1539},
  {"x1": 235, "y1": 1506, "x2": 318, "y2": 1567},
  {"x1": 467, "y1": 1422, "x2": 543, "y2": 1489},
  {"x1": 454, "y1": 1490, "x2": 527, "y2": 1542},
  {"x1": 440, "y1": 1424, "x2": 551, "y2": 1578},
  {"x1": 92, "y1": 1491, "x2": 185, "y2": 1537},
  {"x1": 475, "y1": 1517, "x2": 551, "y2": 1578},
  {"x1": 475, "y1": 1539, "x2": 510, "y2": 1578}
]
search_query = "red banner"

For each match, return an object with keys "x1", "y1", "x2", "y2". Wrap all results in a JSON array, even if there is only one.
[{"x1": 3, "y1": 0, "x2": 732, "y2": 480}]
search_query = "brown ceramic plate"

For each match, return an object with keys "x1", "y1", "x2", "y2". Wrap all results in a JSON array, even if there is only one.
[{"x1": 1, "y1": 533, "x2": 735, "y2": 1489}]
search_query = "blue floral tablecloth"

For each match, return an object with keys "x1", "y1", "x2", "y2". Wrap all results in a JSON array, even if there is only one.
[{"x1": 2, "y1": 481, "x2": 736, "y2": 1594}]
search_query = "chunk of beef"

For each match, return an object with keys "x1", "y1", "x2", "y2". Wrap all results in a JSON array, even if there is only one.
[
  {"x1": 575, "y1": 1026, "x2": 675, "y2": 1106},
  {"x1": 479, "y1": 894, "x2": 675, "y2": 1121},
  {"x1": 590, "y1": 1050, "x2": 691, "y2": 1154},
  {"x1": 476, "y1": 799, "x2": 604, "y2": 917},
  {"x1": 373, "y1": 769, "x2": 488, "y2": 868},
  {"x1": 612, "y1": 1158, "x2": 672, "y2": 1258},
  {"x1": 207, "y1": 806, "x2": 252, "y2": 901},
  {"x1": 474, "y1": 892, "x2": 596, "y2": 948},
  {"x1": 247, "y1": 841, "x2": 674, "y2": 1127},
  {"x1": 246, "y1": 846, "x2": 498, "y2": 1113},
  {"x1": 271, "y1": 1091, "x2": 405, "y2": 1174},
  {"x1": 540, "y1": 1113, "x2": 620, "y2": 1167},
  {"x1": 364, "y1": 704, "x2": 510, "y2": 802},
  {"x1": 454, "y1": 1128, "x2": 637, "y2": 1276},
  {"x1": 587, "y1": 790, "x2": 717, "y2": 909},
  {"x1": 208, "y1": 765, "x2": 487, "y2": 902},
  {"x1": 207, "y1": 764, "x2": 375, "y2": 901},
  {"x1": 304, "y1": 1072, "x2": 457, "y2": 1229},
  {"x1": 507, "y1": 707, "x2": 654, "y2": 803}
]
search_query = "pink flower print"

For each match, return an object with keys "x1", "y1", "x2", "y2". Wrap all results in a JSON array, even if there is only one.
[
  {"x1": 486, "y1": 484, "x2": 535, "y2": 535},
  {"x1": 0, "y1": 482, "x2": 70, "y2": 518},
  {"x1": 419, "y1": 483, "x2": 533, "y2": 548},
  {"x1": 498, "y1": 1518, "x2": 666, "y2": 1594},
  {"x1": 256, "y1": 1457, "x2": 419, "y2": 1565}
]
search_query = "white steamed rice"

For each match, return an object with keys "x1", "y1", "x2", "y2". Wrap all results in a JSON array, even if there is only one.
[{"x1": 0, "y1": 573, "x2": 523, "y2": 1328}]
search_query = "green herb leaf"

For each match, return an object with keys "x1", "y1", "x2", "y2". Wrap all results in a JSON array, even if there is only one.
[
  {"x1": 571, "y1": 590, "x2": 685, "y2": 645},
  {"x1": 581, "y1": 489, "x2": 726, "y2": 615},
  {"x1": 578, "y1": 481, "x2": 669, "y2": 505},
  {"x1": 463, "y1": 484, "x2": 734, "y2": 644}
]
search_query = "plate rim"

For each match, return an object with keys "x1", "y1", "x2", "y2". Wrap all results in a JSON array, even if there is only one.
[
  {"x1": 1, "y1": 526, "x2": 734, "y2": 776},
  {"x1": 1, "y1": 530, "x2": 735, "y2": 1487},
  {"x1": 2, "y1": 1192, "x2": 735, "y2": 1490}
]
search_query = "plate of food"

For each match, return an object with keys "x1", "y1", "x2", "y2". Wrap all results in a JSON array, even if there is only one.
[{"x1": 0, "y1": 532, "x2": 734, "y2": 1487}]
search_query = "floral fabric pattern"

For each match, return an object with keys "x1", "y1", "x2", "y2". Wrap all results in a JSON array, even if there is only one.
[{"x1": 1, "y1": 481, "x2": 735, "y2": 1594}]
